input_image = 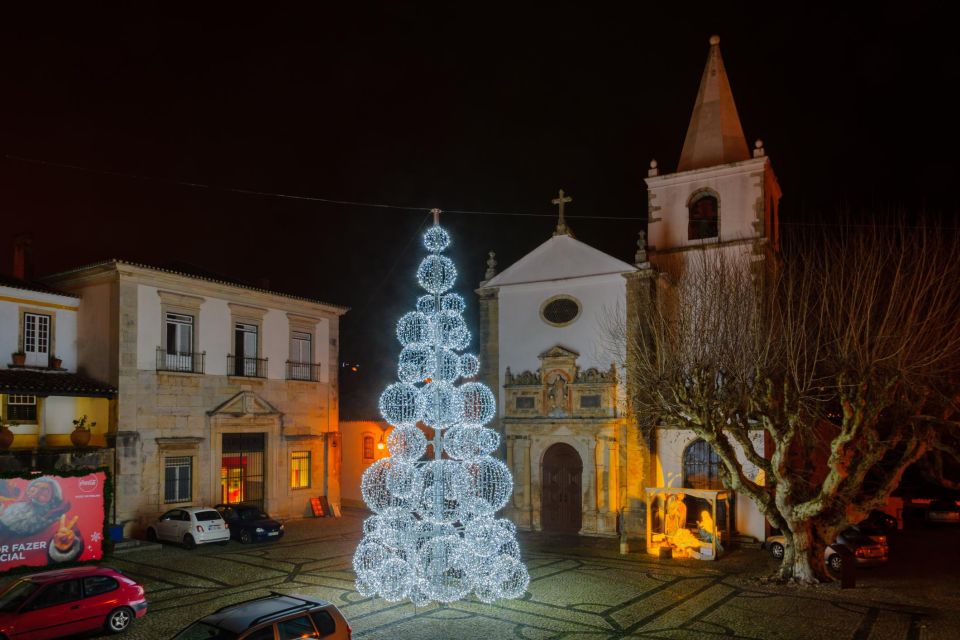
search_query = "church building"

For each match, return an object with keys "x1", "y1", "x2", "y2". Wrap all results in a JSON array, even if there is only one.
[{"x1": 476, "y1": 35, "x2": 781, "y2": 544}]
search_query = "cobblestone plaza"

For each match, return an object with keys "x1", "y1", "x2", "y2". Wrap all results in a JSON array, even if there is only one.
[{"x1": 79, "y1": 510, "x2": 955, "y2": 640}]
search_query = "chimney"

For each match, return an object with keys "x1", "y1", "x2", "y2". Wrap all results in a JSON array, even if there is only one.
[{"x1": 13, "y1": 234, "x2": 32, "y2": 280}]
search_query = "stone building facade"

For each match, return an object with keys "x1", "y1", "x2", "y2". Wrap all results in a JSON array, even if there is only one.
[{"x1": 42, "y1": 261, "x2": 347, "y2": 536}]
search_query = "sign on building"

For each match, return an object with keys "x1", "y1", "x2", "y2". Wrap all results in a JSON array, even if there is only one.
[{"x1": 0, "y1": 471, "x2": 106, "y2": 571}]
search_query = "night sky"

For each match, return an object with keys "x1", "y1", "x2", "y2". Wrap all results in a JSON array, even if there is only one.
[{"x1": 2, "y1": 3, "x2": 957, "y2": 417}]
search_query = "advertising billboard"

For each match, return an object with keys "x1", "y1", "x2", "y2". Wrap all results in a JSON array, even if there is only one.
[{"x1": 0, "y1": 471, "x2": 105, "y2": 572}]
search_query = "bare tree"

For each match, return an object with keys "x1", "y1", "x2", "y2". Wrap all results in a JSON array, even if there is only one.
[{"x1": 623, "y1": 221, "x2": 960, "y2": 584}]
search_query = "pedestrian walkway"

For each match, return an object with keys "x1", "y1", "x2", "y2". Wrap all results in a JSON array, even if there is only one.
[{"x1": 102, "y1": 509, "x2": 949, "y2": 640}]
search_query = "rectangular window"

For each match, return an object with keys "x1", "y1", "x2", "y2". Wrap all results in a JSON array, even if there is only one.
[
  {"x1": 515, "y1": 396, "x2": 535, "y2": 409},
  {"x1": 164, "y1": 313, "x2": 195, "y2": 371},
  {"x1": 289, "y1": 331, "x2": 313, "y2": 380},
  {"x1": 5, "y1": 395, "x2": 38, "y2": 422},
  {"x1": 362, "y1": 435, "x2": 375, "y2": 461},
  {"x1": 164, "y1": 456, "x2": 193, "y2": 503},
  {"x1": 290, "y1": 451, "x2": 311, "y2": 489},
  {"x1": 580, "y1": 394, "x2": 602, "y2": 408},
  {"x1": 23, "y1": 312, "x2": 51, "y2": 367},
  {"x1": 234, "y1": 323, "x2": 259, "y2": 376}
]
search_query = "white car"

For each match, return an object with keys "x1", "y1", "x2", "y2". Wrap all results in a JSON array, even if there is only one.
[{"x1": 146, "y1": 507, "x2": 231, "y2": 549}]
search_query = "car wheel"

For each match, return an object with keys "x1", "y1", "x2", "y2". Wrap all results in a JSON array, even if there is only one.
[
  {"x1": 828, "y1": 554, "x2": 843, "y2": 572},
  {"x1": 770, "y1": 542, "x2": 785, "y2": 560},
  {"x1": 183, "y1": 533, "x2": 197, "y2": 550},
  {"x1": 146, "y1": 528, "x2": 157, "y2": 543},
  {"x1": 105, "y1": 606, "x2": 134, "y2": 634},
  {"x1": 240, "y1": 529, "x2": 252, "y2": 544}
]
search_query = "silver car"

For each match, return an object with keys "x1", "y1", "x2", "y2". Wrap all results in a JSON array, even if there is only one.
[
  {"x1": 146, "y1": 507, "x2": 231, "y2": 549},
  {"x1": 766, "y1": 526, "x2": 888, "y2": 572}
]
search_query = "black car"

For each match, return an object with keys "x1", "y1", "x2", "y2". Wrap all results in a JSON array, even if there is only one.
[
  {"x1": 172, "y1": 592, "x2": 351, "y2": 639},
  {"x1": 215, "y1": 504, "x2": 284, "y2": 543}
]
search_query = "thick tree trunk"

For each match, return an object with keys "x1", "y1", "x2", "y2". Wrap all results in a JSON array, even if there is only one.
[{"x1": 778, "y1": 520, "x2": 829, "y2": 584}]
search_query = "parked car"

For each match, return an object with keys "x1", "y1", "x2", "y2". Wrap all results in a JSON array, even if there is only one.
[
  {"x1": 765, "y1": 526, "x2": 889, "y2": 572},
  {"x1": 172, "y1": 592, "x2": 351, "y2": 640},
  {"x1": 859, "y1": 509, "x2": 898, "y2": 531},
  {"x1": 216, "y1": 504, "x2": 284, "y2": 544},
  {"x1": 926, "y1": 499, "x2": 960, "y2": 524},
  {"x1": 146, "y1": 507, "x2": 230, "y2": 549},
  {"x1": 0, "y1": 566, "x2": 146, "y2": 639}
]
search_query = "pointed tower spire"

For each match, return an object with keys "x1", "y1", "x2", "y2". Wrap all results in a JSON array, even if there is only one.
[{"x1": 677, "y1": 35, "x2": 750, "y2": 172}]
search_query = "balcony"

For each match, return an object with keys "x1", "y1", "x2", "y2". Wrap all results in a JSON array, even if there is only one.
[
  {"x1": 286, "y1": 361, "x2": 321, "y2": 382},
  {"x1": 156, "y1": 347, "x2": 205, "y2": 374},
  {"x1": 228, "y1": 355, "x2": 268, "y2": 378}
]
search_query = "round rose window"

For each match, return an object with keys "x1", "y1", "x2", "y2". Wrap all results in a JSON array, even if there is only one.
[{"x1": 541, "y1": 296, "x2": 581, "y2": 326}]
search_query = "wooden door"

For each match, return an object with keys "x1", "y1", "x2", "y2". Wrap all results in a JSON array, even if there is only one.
[{"x1": 541, "y1": 443, "x2": 583, "y2": 532}]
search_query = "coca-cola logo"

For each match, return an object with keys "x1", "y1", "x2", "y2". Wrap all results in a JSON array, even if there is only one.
[{"x1": 78, "y1": 476, "x2": 99, "y2": 492}]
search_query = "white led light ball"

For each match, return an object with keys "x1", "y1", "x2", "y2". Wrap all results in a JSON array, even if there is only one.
[
  {"x1": 444, "y1": 426, "x2": 500, "y2": 461},
  {"x1": 361, "y1": 458, "x2": 408, "y2": 513},
  {"x1": 379, "y1": 382, "x2": 423, "y2": 426},
  {"x1": 379, "y1": 557, "x2": 416, "y2": 602},
  {"x1": 432, "y1": 348, "x2": 461, "y2": 382},
  {"x1": 416, "y1": 460, "x2": 470, "y2": 523},
  {"x1": 387, "y1": 426, "x2": 428, "y2": 462},
  {"x1": 458, "y1": 353, "x2": 480, "y2": 378},
  {"x1": 418, "y1": 381, "x2": 464, "y2": 428},
  {"x1": 396, "y1": 312, "x2": 433, "y2": 346},
  {"x1": 423, "y1": 225, "x2": 451, "y2": 252},
  {"x1": 416, "y1": 294, "x2": 437, "y2": 315},
  {"x1": 440, "y1": 293, "x2": 466, "y2": 313},
  {"x1": 464, "y1": 458, "x2": 513, "y2": 516},
  {"x1": 417, "y1": 255, "x2": 457, "y2": 294},
  {"x1": 386, "y1": 461, "x2": 421, "y2": 499},
  {"x1": 460, "y1": 382, "x2": 496, "y2": 427},
  {"x1": 398, "y1": 345, "x2": 435, "y2": 383},
  {"x1": 432, "y1": 311, "x2": 470, "y2": 350},
  {"x1": 353, "y1": 541, "x2": 389, "y2": 587},
  {"x1": 419, "y1": 535, "x2": 473, "y2": 603}
]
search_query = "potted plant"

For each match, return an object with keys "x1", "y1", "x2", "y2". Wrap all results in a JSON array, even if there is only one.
[
  {"x1": 12, "y1": 351, "x2": 25, "y2": 366},
  {"x1": 0, "y1": 420, "x2": 15, "y2": 450},
  {"x1": 71, "y1": 414, "x2": 96, "y2": 447},
  {"x1": 51, "y1": 355, "x2": 63, "y2": 369}
]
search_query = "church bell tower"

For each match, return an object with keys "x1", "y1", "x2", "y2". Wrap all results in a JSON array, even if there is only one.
[{"x1": 644, "y1": 35, "x2": 782, "y2": 266}]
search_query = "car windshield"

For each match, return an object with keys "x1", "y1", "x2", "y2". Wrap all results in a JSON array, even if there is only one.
[
  {"x1": 239, "y1": 509, "x2": 270, "y2": 521},
  {"x1": 0, "y1": 580, "x2": 41, "y2": 612},
  {"x1": 173, "y1": 622, "x2": 239, "y2": 639},
  {"x1": 195, "y1": 511, "x2": 223, "y2": 521}
]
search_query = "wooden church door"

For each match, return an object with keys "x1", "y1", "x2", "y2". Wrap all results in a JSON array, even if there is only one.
[{"x1": 541, "y1": 443, "x2": 583, "y2": 533}]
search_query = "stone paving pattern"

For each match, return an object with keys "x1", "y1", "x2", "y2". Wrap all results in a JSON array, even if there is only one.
[{"x1": 86, "y1": 510, "x2": 954, "y2": 640}]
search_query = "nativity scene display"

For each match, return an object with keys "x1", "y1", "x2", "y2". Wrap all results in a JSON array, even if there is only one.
[{"x1": 644, "y1": 487, "x2": 732, "y2": 560}]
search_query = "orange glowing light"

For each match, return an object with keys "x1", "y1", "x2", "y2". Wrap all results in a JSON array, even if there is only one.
[{"x1": 376, "y1": 442, "x2": 385, "y2": 451}]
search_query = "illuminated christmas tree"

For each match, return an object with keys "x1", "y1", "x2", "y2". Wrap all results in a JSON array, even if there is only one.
[{"x1": 353, "y1": 214, "x2": 529, "y2": 605}]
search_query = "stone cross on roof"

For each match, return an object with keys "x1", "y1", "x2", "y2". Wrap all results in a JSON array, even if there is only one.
[{"x1": 551, "y1": 189, "x2": 573, "y2": 236}]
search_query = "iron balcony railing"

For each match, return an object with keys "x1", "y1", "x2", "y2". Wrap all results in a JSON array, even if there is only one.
[
  {"x1": 228, "y1": 355, "x2": 268, "y2": 378},
  {"x1": 286, "y1": 361, "x2": 321, "y2": 382},
  {"x1": 156, "y1": 347, "x2": 205, "y2": 374}
]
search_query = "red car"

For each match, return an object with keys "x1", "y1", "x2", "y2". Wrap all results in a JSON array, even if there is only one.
[{"x1": 0, "y1": 566, "x2": 146, "y2": 639}]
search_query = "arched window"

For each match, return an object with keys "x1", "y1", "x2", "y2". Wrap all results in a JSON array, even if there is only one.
[
  {"x1": 688, "y1": 193, "x2": 719, "y2": 240},
  {"x1": 682, "y1": 438, "x2": 734, "y2": 530},
  {"x1": 362, "y1": 435, "x2": 375, "y2": 461},
  {"x1": 683, "y1": 439, "x2": 723, "y2": 489}
]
